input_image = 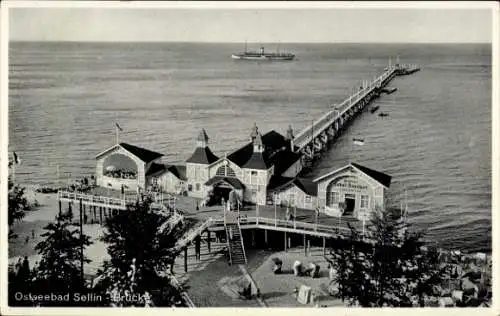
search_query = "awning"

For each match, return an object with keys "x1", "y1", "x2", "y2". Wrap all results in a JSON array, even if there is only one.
[{"x1": 205, "y1": 176, "x2": 245, "y2": 190}]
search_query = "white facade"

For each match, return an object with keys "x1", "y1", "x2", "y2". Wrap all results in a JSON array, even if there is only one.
[
  {"x1": 187, "y1": 162, "x2": 213, "y2": 198},
  {"x1": 273, "y1": 184, "x2": 317, "y2": 210},
  {"x1": 157, "y1": 171, "x2": 186, "y2": 195},
  {"x1": 96, "y1": 146, "x2": 146, "y2": 191},
  {"x1": 314, "y1": 164, "x2": 388, "y2": 220}
]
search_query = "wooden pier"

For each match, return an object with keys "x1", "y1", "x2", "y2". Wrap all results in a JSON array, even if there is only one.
[{"x1": 292, "y1": 64, "x2": 419, "y2": 165}]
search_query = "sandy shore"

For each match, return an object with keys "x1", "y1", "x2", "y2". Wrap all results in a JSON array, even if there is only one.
[{"x1": 8, "y1": 188, "x2": 109, "y2": 277}]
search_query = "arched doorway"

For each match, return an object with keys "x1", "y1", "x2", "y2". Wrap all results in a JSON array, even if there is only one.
[
  {"x1": 211, "y1": 181, "x2": 233, "y2": 205},
  {"x1": 326, "y1": 175, "x2": 370, "y2": 217}
]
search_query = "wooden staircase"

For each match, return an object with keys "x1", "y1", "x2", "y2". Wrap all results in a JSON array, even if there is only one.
[{"x1": 225, "y1": 222, "x2": 247, "y2": 265}]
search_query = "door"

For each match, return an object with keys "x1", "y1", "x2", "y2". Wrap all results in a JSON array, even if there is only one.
[{"x1": 344, "y1": 194, "x2": 355, "y2": 216}]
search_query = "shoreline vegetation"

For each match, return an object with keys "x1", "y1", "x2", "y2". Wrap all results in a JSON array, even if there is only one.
[{"x1": 8, "y1": 180, "x2": 492, "y2": 307}]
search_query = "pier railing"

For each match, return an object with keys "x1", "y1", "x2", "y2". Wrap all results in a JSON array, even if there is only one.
[
  {"x1": 293, "y1": 67, "x2": 397, "y2": 150},
  {"x1": 207, "y1": 216, "x2": 353, "y2": 238},
  {"x1": 58, "y1": 190, "x2": 178, "y2": 211},
  {"x1": 58, "y1": 190, "x2": 137, "y2": 209},
  {"x1": 173, "y1": 218, "x2": 214, "y2": 251}
]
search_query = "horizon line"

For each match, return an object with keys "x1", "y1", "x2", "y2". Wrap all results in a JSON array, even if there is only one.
[{"x1": 8, "y1": 40, "x2": 492, "y2": 45}]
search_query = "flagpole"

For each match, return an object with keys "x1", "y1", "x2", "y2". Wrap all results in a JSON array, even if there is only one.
[
  {"x1": 57, "y1": 164, "x2": 60, "y2": 189},
  {"x1": 405, "y1": 188, "x2": 408, "y2": 223},
  {"x1": 116, "y1": 124, "x2": 119, "y2": 145}
]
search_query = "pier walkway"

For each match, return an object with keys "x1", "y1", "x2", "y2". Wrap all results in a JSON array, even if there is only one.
[{"x1": 292, "y1": 64, "x2": 419, "y2": 162}]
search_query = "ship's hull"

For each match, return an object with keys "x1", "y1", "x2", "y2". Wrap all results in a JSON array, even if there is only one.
[{"x1": 231, "y1": 54, "x2": 295, "y2": 61}]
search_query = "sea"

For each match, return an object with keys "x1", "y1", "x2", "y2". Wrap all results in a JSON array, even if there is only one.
[{"x1": 8, "y1": 42, "x2": 492, "y2": 253}]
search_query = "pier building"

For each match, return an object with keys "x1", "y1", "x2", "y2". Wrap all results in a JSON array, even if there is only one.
[
  {"x1": 95, "y1": 142, "x2": 164, "y2": 192},
  {"x1": 92, "y1": 63, "x2": 417, "y2": 219},
  {"x1": 159, "y1": 124, "x2": 303, "y2": 205}
]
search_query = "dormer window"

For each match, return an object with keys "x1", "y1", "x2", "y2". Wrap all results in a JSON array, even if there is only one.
[{"x1": 216, "y1": 164, "x2": 236, "y2": 177}]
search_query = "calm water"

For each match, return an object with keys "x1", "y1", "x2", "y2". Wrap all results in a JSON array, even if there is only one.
[{"x1": 8, "y1": 42, "x2": 491, "y2": 252}]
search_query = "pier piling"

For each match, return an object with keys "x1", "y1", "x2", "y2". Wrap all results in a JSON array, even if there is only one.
[{"x1": 207, "y1": 230, "x2": 211, "y2": 253}]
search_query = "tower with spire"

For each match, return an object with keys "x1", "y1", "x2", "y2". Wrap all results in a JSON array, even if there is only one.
[
  {"x1": 197, "y1": 128, "x2": 209, "y2": 148},
  {"x1": 186, "y1": 128, "x2": 219, "y2": 198}
]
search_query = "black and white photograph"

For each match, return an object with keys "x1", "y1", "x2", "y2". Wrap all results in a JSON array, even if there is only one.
[{"x1": 1, "y1": 1, "x2": 498, "y2": 313}]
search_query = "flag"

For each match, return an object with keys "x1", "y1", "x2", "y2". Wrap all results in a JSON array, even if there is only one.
[
  {"x1": 353, "y1": 138, "x2": 365, "y2": 146},
  {"x1": 13, "y1": 152, "x2": 21, "y2": 164},
  {"x1": 115, "y1": 123, "x2": 123, "y2": 131}
]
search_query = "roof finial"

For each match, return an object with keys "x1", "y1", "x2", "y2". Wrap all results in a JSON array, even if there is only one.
[
  {"x1": 196, "y1": 128, "x2": 209, "y2": 148},
  {"x1": 250, "y1": 122, "x2": 258, "y2": 141},
  {"x1": 286, "y1": 124, "x2": 294, "y2": 140}
]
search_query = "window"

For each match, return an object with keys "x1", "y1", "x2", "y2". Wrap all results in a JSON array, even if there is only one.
[
  {"x1": 305, "y1": 195, "x2": 311, "y2": 203},
  {"x1": 196, "y1": 183, "x2": 201, "y2": 191},
  {"x1": 188, "y1": 184, "x2": 193, "y2": 192},
  {"x1": 360, "y1": 195, "x2": 369, "y2": 208},
  {"x1": 326, "y1": 191, "x2": 340, "y2": 207},
  {"x1": 216, "y1": 165, "x2": 236, "y2": 177},
  {"x1": 250, "y1": 170, "x2": 258, "y2": 184}
]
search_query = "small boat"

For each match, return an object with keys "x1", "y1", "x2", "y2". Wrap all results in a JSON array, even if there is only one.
[
  {"x1": 353, "y1": 138, "x2": 365, "y2": 146},
  {"x1": 378, "y1": 112, "x2": 389, "y2": 117},
  {"x1": 370, "y1": 105, "x2": 380, "y2": 113},
  {"x1": 381, "y1": 87, "x2": 397, "y2": 94}
]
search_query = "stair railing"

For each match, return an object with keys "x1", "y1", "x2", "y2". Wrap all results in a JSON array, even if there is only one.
[
  {"x1": 225, "y1": 225, "x2": 233, "y2": 266},
  {"x1": 237, "y1": 221, "x2": 248, "y2": 264}
]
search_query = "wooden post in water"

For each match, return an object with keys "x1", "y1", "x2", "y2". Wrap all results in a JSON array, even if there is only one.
[
  {"x1": 99, "y1": 207, "x2": 103, "y2": 225},
  {"x1": 184, "y1": 247, "x2": 188, "y2": 273},
  {"x1": 264, "y1": 229, "x2": 268, "y2": 245},
  {"x1": 58, "y1": 200, "x2": 62, "y2": 217},
  {"x1": 307, "y1": 240, "x2": 311, "y2": 257}
]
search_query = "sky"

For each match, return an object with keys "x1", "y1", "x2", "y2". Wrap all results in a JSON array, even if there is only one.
[{"x1": 7, "y1": 6, "x2": 494, "y2": 43}]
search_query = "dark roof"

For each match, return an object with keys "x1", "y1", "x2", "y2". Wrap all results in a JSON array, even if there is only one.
[
  {"x1": 146, "y1": 162, "x2": 167, "y2": 176},
  {"x1": 186, "y1": 147, "x2": 219, "y2": 164},
  {"x1": 205, "y1": 176, "x2": 245, "y2": 190},
  {"x1": 227, "y1": 130, "x2": 292, "y2": 168},
  {"x1": 167, "y1": 165, "x2": 187, "y2": 181},
  {"x1": 294, "y1": 178, "x2": 318, "y2": 196},
  {"x1": 352, "y1": 162, "x2": 392, "y2": 188},
  {"x1": 267, "y1": 175, "x2": 295, "y2": 191},
  {"x1": 267, "y1": 176, "x2": 318, "y2": 197},
  {"x1": 118, "y1": 143, "x2": 163, "y2": 162},
  {"x1": 268, "y1": 150, "x2": 302, "y2": 176},
  {"x1": 243, "y1": 152, "x2": 269, "y2": 170}
]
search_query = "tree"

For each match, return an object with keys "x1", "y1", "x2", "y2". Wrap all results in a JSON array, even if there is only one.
[
  {"x1": 8, "y1": 256, "x2": 33, "y2": 306},
  {"x1": 30, "y1": 211, "x2": 93, "y2": 306},
  {"x1": 8, "y1": 178, "x2": 29, "y2": 240},
  {"x1": 94, "y1": 199, "x2": 188, "y2": 307},
  {"x1": 326, "y1": 206, "x2": 444, "y2": 307}
]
